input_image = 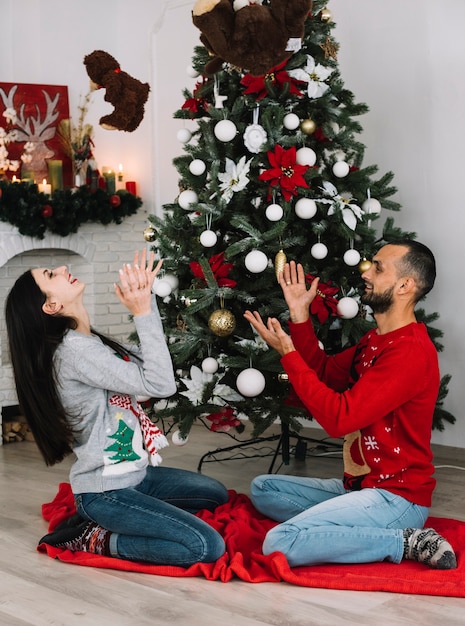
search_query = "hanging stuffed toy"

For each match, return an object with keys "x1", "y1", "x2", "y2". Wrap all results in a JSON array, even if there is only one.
[
  {"x1": 83, "y1": 50, "x2": 150, "y2": 132},
  {"x1": 192, "y1": 0, "x2": 313, "y2": 76}
]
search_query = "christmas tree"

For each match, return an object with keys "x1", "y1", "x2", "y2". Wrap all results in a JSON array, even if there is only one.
[{"x1": 146, "y1": 0, "x2": 454, "y2": 439}]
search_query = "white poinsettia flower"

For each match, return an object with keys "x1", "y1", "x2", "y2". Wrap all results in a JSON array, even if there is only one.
[
  {"x1": 218, "y1": 156, "x2": 252, "y2": 202},
  {"x1": 288, "y1": 55, "x2": 332, "y2": 99},
  {"x1": 179, "y1": 365, "x2": 243, "y2": 405},
  {"x1": 319, "y1": 181, "x2": 364, "y2": 231}
]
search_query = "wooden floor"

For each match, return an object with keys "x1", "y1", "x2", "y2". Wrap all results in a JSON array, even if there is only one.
[{"x1": 1, "y1": 422, "x2": 465, "y2": 626}]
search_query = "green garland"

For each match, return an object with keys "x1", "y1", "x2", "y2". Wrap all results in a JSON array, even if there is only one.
[{"x1": 0, "y1": 180, "x2": 142, "y2": 239}]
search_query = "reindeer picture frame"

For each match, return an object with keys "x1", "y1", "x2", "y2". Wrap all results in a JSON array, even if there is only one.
[{"x1": 0, "y1": 82, "x2": 73, "y2": 188}]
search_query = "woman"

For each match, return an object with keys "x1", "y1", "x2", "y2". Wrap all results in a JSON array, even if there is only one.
[{"x1": 5, "y1": 249, "x2": 228, "y2": 566}]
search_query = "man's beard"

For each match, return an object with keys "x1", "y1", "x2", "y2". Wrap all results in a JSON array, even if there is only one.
[{"x1": 361, "y1": 285, "x2": 395, "y2": 314}]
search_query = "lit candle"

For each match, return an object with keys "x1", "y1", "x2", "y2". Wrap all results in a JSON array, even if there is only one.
[
  {"x1": 12, "y1": 175, "x2": 19, "y2": 183},
  {"x1": 38, "y1": 178, "x2": 52, "y2": 195},
  {"x1": 102, "y1": 166, "x2": 116, "y2": 193},
  {"x1": 116, "y1": 163, "x2": 125, "y2": 190}
]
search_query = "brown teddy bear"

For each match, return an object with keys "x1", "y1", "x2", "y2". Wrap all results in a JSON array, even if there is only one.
[
  {"x1": 83, "y1": 50, "x2": 150, "y2": 132},
  {"x1": 192, "y1": 0, "x2": 313, "y2": 76}
]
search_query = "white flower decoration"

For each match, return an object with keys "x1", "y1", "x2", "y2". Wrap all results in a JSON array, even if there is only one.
[
  {"x1": 319, "y1": 181, "x2": 364, "y2": 231},
  {"x1": 179, "y1": 366, "x2": 243, "y2": 405},
  {"x1": 218, "y1": 155, "x2": 252, "y2": 202},
  {"x1": 243, "y1": 123, "x2": 267, "y2": 153},
  {"x1": 288, "y1": 55, "x2": 332, "y2": 99}
]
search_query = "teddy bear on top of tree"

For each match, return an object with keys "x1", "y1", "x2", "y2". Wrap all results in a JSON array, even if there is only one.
[{"x1": 145, "y1": 0, "x2": 454, "y2": 443}]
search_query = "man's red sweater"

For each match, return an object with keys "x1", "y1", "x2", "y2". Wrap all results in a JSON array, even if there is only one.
[{"x1": 281, "y1": 320, "x2": 440, "y2": 507}]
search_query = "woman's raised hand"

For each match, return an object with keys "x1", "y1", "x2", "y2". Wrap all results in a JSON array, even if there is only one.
[{"x1": 115, "y1": 249, "x2": 163, "y2": 315}]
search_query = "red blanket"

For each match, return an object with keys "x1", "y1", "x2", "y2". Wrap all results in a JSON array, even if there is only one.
[{"x1": 39, "y1": 482, "x2": 464, "y2": 596}]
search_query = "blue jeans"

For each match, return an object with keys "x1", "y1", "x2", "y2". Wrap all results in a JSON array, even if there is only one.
[
  {"x1": 75, "y1": 466, "x2": 228, "y2": 567},
  {"x1": 250, "y1": 475, "x2": 429, "y2": 567}
]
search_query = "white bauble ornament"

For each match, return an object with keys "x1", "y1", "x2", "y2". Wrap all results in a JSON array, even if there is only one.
[
  {"x1": 295, "y1": 197, "x2": 317, "y2": 219},
  {"x1": 172, "y1": 430, "x2": 189, "y2": 446},
  {"x1": 332, "y1": 161, "x2": 350, "y2": 178},
  {"x1": 337, "y1": 296, "x2": 359, "y2": 319},
  {"x1": 296, "y1": 147, "x2": 317, "y2": 166},
  {"x1": 178, "y1": 189, "x2": 198, "y2": 209},
  {"x1": 245, "y1": 250, "x2": 268, "y2": 273},
  {"x1": 311, "y1": 242, "x2": 328, "y2": 259},
  {"x1": 186, "y1": 65, "x2": 199, "y2": 78},
  {"x1": 343, "y1": 249, "x2": 361, "y2": 266},
  {"x1": 265, "y1": 203, "x2": 283, "y2": 221},
  {"x1": 153, "y1": 279, "x2": 172, "y2": 298},
  {"x1": 177, "y1": 128, "x2": 192, "y2": 143},
  {"x1": 202, "y1": 357, "x2": 219, "y2": 374},
  {"x1": 200, "y1": 229, "x2": 218, "y2": 247},
  {"x1": 236, "y1": 368, "x2": 266, "y2": 397},
  {"x1": 283, "y1": 112, "x2": 300, "y2": 130},
  {"x1": 163, "y1": 273, "x2": 179, "y2": 291},
  {"x1": 362, "y1": 198, "x2": 382, "y2": 215},
  {"x1": 214, "y1": 119, "x2": 237, "y2": 142},
  {"x1": 189, "y1": 159, "x2": 206, "y2": 176}
]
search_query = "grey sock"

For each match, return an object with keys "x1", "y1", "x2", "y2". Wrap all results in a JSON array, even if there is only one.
[{"x1": 403, "y1": 527, "x2": 457, "y2": 569}]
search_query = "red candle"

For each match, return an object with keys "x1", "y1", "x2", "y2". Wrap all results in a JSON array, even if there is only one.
[{"x1": 125, "y1": 181, "x2": 137, "y2": 195}]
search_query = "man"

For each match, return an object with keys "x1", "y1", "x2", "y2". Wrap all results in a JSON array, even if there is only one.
[{"x1": 244, "y1": 240, "x2": 456, "y2": 569}]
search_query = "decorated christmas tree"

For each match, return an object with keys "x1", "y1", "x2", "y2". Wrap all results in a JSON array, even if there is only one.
[{"x1": 145, "y1": 0, "x2": 454, "y2": 440}]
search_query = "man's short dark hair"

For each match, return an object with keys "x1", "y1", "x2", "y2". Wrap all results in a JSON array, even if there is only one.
[{"x1": 391, "y1": 239, "x2": 436, "y2": 301}]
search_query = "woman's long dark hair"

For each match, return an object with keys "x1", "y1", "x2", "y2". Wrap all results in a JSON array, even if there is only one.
[{"x1": 5, "y1": 270, "x2": 135, "y2": 466}]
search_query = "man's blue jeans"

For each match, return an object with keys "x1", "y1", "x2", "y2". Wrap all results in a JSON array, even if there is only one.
[
  {"x1": 250, "y1": 475, "x2": 429, "y2": 567},
  {"x1": 75, "y1": 466, "x2": 228, "y2": 567}
]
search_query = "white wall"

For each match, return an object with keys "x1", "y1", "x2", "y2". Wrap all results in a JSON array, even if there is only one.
[{"x1": 1, "y1": 0, "x2": 464, "y2": 448}]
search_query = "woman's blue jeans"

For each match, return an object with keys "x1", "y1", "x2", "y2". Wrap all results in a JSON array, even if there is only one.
[
  {"x1": 250, "y1": 474, "x2": 429, "y2": 567},
  {"x1": 75, "y1": 466, "x2": 228, "y2": 567}
]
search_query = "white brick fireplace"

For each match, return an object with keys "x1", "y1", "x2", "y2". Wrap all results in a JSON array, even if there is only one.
[{"x1": 0, "y1": 215, "x2": 148, "y2": 435}]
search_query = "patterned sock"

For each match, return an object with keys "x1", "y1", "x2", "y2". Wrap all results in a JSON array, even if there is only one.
[
  {"x1": 39, "y1": 520, "x2": 112, "y2": 556},
  {"x1": 403, "y1": 527, "x2": 457, "y2": 569}
]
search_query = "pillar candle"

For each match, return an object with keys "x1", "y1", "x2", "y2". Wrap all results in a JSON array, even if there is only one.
[
  {"x1": 102, "y1": 167, "x2": 116, "y2": 194},
  {"x1": 47, "y1": 160, "x2": 63, "y2": 192},
  {"x1": 38, "y1": 178, "x2": 52, "y2": 195},
  {"x1": 125, "y1": 181, "x2": 137, "y2": 195}
]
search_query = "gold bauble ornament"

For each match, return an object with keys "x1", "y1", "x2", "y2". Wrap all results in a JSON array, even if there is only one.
[
  {"x1": 208, "y1": 308, "x2": 236, "y2": 337},
  {"x1": 143, "y1": 226, "x2": 156, "y2": 242},
  {"x1": 320, "y1": 8, "x2": 333, "y2": 22},
  {"x1": 300, "y1": 118, "x2": 316, "y2": 135},
  {"x1": 274, "y1": 248, "x2": 287, "y2": 282},
  {"x1": 358, "y1": 258, "x2": 372, "y2": 274}
]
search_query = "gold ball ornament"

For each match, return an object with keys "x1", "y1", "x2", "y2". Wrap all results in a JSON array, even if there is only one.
[
  {"x1": 208, "y1": 308, "x2": 237, "y2": 337},
  {"x1": 300, "y1": 118, "x2": 316, "y2": 135},
  {"x1": 143, "y1": 226, "x2": 156, "y2": 242},
  {"x1": 358, "y1": 258, "x2": 372, "y2": 274},
  {"x1": 320, "y1": 8, "x2": 333, "y2": 22}
]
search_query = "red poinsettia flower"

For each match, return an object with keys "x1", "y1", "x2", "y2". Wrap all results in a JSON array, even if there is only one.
[
  {"x1": 190, "y1": 252, "x2": 237, "y2": 288},
  {"x1": 181, "y1": 81, "x2": 209, "y2": 116},
  {"x1": 258, "y1": 145, "x2": 310, "y2": 201},
  {"x1": 305, "y1": 273, "x2": 339, "y2": 323},
  {"x1": 240, "y1": 60, "x2": 305, "y2": 101},
  {"x1": 205, "y1": 406, "x2": 241, "y2": 432}
]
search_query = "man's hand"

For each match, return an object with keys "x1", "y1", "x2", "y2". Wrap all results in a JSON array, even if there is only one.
[
  {"x1": 279, "y1": 261, "x2": 320, "y2": 324},
  {"x1": 243, "y1": 310, "x2": 296, "y2": 356}
]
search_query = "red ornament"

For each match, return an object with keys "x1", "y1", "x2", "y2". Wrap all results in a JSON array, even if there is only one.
[
  {"x1": 110, "y1": 194, "x2": 121, "y2": 207},
  {"x1": 41, "y1": 204, "x2": 53, "y2": 218}
]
